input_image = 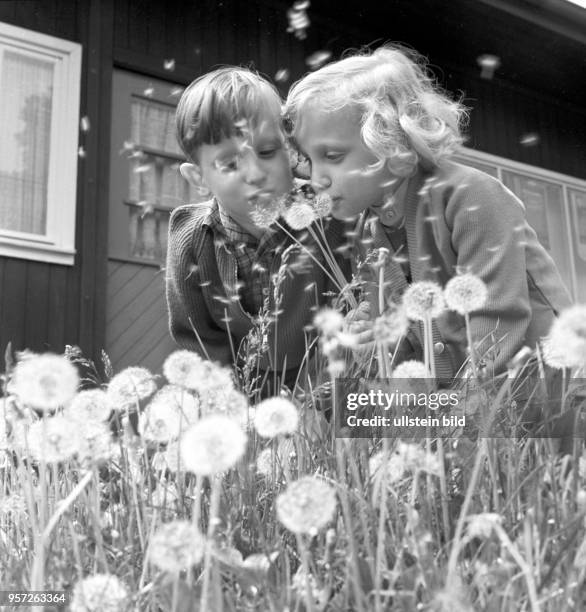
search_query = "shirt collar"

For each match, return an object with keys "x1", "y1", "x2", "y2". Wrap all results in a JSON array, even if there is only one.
[{"x1": 369, "y1": 177, "x2": 409, "y2": 227}]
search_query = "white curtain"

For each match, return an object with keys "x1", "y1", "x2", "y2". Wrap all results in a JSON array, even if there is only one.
[{"x1": 0, "y1": 49, "x2": 53, "y2": 235}]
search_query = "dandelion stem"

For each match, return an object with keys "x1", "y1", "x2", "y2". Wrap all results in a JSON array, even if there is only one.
[{"x1": 201, "y1": 475, "x2": 221, "y2": 611}]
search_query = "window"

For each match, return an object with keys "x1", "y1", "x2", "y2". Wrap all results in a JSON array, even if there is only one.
[
  {"x1": 0, "y1": 22, "x2": 81, "y2": 265},
  {"x1": 454, "y1": 148, "x2": 586, "y2": 301},
  {"x1": 109, "y1": 70, "x2": 202, "y2": 265}
]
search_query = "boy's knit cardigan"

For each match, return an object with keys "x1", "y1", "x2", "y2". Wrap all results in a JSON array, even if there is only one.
[
  {"x1": 358, "y1": 160, "x2": 573, "y2": 378},
  {"x1": 165, "y1": 199, "x2": 350, "y2": 376}
]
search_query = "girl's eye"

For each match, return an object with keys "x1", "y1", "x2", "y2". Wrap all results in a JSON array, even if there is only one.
[
  {"x1": 258, "y1": 148, "x2": 277, "y2": 158},
  {"x1": 325, "y1": 152, "x2": 344, "y2": 162}
]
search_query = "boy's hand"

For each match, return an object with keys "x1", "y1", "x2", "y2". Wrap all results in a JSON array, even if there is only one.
[{"x1": 345, "y1": 301, "x2": 375, "y2": 348}]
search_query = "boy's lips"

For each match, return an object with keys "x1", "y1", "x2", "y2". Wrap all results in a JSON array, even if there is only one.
[{"x1": 248, "y1": 190, "x2": 274, "y2": 203}]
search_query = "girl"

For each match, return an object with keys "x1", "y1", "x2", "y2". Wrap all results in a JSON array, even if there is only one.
[{"x1": 285, "y1": 45, "x2": 572, "y2": 378}]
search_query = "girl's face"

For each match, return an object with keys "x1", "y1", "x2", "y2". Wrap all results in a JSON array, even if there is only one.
[
  {"x1": 294, "y1": 103, "x2": 396, "y2": 220},
  {"x1": 196, "y1": 116, "x2": 293, "y2": 233}
]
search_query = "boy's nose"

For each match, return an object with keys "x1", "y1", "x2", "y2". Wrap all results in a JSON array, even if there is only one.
[{"x1": 243, "y1": 155, "x2": 267, "y2": 185}]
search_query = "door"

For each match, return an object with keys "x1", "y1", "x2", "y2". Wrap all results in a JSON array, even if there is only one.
[{"x1": 106, "y1": 69, "x2": 202, "y2": 373}]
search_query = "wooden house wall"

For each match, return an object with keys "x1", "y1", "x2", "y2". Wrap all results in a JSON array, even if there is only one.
[
  {"x1": 0, "y1": 0, "x2": 584, "y2": 371},
  {"x1": 0, "y1": 0, "x2": 113, "y2": 366}
]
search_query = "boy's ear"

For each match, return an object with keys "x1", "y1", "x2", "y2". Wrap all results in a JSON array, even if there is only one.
[{"x1": 180, "y1": 162, "x2": 204, "y2": 187}]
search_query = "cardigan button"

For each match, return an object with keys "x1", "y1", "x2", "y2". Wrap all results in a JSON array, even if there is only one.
[{"x1": 433, "y1": 342, "x2": 445, "y2": 355}]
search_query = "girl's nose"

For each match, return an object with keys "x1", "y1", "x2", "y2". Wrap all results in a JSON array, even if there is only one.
[{"x1": 311, "y1": 173, "x2": 331, "y2": 191}]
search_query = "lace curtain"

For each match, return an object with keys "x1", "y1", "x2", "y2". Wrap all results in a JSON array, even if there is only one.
[{"x1": 0, "y1": 50, "x2": 53, "y2": 235}]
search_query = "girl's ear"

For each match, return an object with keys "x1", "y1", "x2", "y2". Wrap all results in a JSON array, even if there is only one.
[{"x1": 180, "y1": 163, "x2": 203, "y2": 186}]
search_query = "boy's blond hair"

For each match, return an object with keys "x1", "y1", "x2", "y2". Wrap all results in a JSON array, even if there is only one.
[
  {"x1": 176, "y1": 67, "x2": 284, "y2": 162},
  {"x1": 285, "y1": 44, "x2": 468, "y2": 177}
]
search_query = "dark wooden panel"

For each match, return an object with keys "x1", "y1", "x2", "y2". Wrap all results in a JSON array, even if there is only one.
[
  {"x1": 24, "y1": 262, "x2": 50, "y2": 352},
  {"x1": 47, "y1": 265, "x2": 68, "y2": 354},
  {"x1": 0, "y1": 259, "x2": 27, "y2": 354}
]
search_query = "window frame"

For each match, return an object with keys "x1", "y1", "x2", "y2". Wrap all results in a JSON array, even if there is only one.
[
  {"x1": 0, "y1": 22, "x2": 82, "y2": 266},
  {"x1": 453, "y1": 146, "x2": 586, "y2": 301}
]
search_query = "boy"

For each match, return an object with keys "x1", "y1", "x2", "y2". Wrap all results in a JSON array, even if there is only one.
[{"x1": 166, "y1": 67, "x2": 348, "y2": 392}]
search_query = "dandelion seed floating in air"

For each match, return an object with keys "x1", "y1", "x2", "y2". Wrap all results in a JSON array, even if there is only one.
[
  {"x1": 143, "y1": 85, "x2": 154, "y2": 97},
  {"x1": 519, "y1": 132, "x2": 540, "y2": 147},
  {"x1": 275, "y1": 68, "x2": 290, "y2": 83},
  {"x1": 306, "y1": 50, "x2": 332, "y2": 71},
  {"x1": 287, "y1": 1, "x2": 310, "y2": 39},
  {"x1": 477, "y1": 54, "x2": 501, "y2": 80},
  {"x1": 80, "y1": 116, "x2": 91, "y2": 132}
]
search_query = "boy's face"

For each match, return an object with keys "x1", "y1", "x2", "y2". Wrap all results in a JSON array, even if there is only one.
[
  {"x1": 294, "y1": 103, "x2": 395, "y2": 220},
  {"x1": 189, "y1": 118, "x2": 293, "y2": 231}
]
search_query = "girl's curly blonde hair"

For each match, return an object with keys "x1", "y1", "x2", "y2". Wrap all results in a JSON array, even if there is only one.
[{"x1": 285, "y1": 44, "x2": 468, "y2": 177}]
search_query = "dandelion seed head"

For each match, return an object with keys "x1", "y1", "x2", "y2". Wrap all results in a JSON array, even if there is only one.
[
  {"x1": 77, "y1": 420, "x2": 116, "y2": 466},
  {"x1": 149, "y1": 520, "x2": 205, "y2": 573},
  {"x1": 139, "y1": 385, "x2": 199, "y2": 443},
  {"x1": 313, "y1": 193, "x2": 333, "y2": 217},
  {"x1": 0, "y1": 493, "x2": 27, "y2": 517},
  {"x1": 372, "y1": 306, "x2": 409, "y2": 345},
  {"x1": 392, "y1": 360, "x2": 429, "y2": 379},
  {"x1": 200, "y1": 388, "x2": 248, "y2": 426},
  {"x1": 256, "y1": 447, "x2": 275, "y2": 477},
  {"x1": 180, "y1": 415, "x2": 247, "y2": 475},
  {"x1": 276, "y1": 476, "x2": 337, "y2": 534},
  {"x1": 107, "y1": 367, "x2": 157, "y2": 410},
  {"x1": 402, "y1": 281, "x2": 445, "y2": 321},
  {"x1": 313, "y1": 307, "x2": 344, "y2": 336},
  {"x1": 71, "y1": 574, "x2": 129, "y2": 612},
  {"x1": 12, "y1": 354, "x2": 79, "y2": 411},
  {"x1": 65, "y1": 389, "x2": 111, "y2": 423},
  {"x1": 250, "y1": 197, "x2": 283, "y2": 228},
  {"x1": 163, "y1": 350, "x2": 206, "y2": 388},
  {"x1": 542, "y1": 305, "x2": 586, "y2": 369},
  {"x1": 26, "y1": 416, "x2": 81, "y2": 463},
  {"x1": 254, "y1": 397, "x2": 299, "y2": 438},
  {"x1": 444, "y1": 273, "x2": 488, "y2": 315},
  {"x1": 393, "y1": 442, "x2": 439, "y2": 477},
  {"x1": 284, "y1": 202, "x2": 316, "y2": 230},
  {"x1": 467, "y1": 513, "x2": 502, "y2": 539}
]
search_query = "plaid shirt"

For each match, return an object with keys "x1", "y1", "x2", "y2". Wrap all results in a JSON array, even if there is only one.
[{"x1": 209, "y1": 204, "x2": 287, "y2": 315}]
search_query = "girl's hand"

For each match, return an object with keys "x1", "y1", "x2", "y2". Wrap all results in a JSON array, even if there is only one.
[{"x1": 345, "y1": 301, "x2": 375, "y2": 347}]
